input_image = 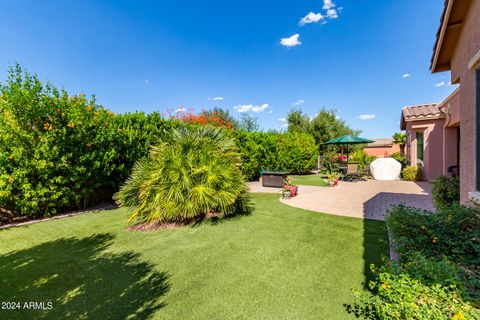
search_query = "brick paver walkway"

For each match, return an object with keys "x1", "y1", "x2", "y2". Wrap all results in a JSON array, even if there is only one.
[{"x1": 249, "y1": 180, "x2": 435, "y2": 221}]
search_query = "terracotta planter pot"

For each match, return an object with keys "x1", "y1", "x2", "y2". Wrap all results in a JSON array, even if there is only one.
[{"x1": 290, "y1": 186, "x2": 297, "y2": 197}]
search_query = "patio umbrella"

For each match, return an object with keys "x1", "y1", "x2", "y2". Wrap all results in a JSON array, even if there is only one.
[{"x1": 324, "y1": 135, "x2": 374, "y2": 163}]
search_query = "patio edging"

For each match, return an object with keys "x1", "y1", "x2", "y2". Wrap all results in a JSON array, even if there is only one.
[{"x1": 386, "y1": 220, "x2": 399, "y2": 261}]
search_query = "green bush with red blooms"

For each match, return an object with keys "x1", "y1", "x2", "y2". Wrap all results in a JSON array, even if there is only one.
[
  {"x1": 0, "y1": 65, "x2": 121, "y2": 217},
  {"x1": 346, "y1": 204, "x2": 480, "y2": 319}
]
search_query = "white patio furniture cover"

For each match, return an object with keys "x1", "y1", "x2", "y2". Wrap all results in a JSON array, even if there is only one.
[{"x1": 370, "y1": 158, "x2": 401, "y2": 180}]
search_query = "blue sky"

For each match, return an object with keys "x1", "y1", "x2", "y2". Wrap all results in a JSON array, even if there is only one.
[{"x1": 0, "y1": 0, "x2": 456, "y2": 138}]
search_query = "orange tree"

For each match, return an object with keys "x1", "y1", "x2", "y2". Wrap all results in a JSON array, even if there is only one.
[{"x1": 0, "y1": 65, "x2": 119, "y2": 217}]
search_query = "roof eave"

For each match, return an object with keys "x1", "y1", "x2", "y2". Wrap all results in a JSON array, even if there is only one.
[{"x1": 431, "y1": 0, "x2": 454, "y2": 73}]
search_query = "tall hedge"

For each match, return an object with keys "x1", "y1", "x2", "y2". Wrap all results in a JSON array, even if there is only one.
[
  {"x1": 0, "y1": 66, "x2": 120, "y2": 216},
  {"x1": 230, "y1": 130, "x2": 317, "y2": 179},
  {"x1": 274, "y1": 132, "x2": 317, "y2": 174},
  {"x1": 112, "y1": 112, "x2": 177, "y2": 186},
  {"x1": 0, "y1": 66, "x2": 319, "y2": 217}
]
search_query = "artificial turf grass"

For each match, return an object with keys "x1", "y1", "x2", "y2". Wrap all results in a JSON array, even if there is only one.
[
  {"x1": 0, "y1": 193, "x2": 387, "y2": 319},
  {"x1": 290, "y1": 174, "x2": 329, "y2": 187}
]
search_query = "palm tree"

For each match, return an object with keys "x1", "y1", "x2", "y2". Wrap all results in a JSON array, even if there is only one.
[
  {"x1": 393, "y1": 132, "x2": 407, "y2": 156},
  {"x1": 114, "y1": 126, "x2": 251, "y2": 224}
]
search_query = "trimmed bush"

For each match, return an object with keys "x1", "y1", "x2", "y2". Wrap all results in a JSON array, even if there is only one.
[
  {"x1": 274, "y1": 132, "x2": 317, "y2": 174},
  {"x1": 115, "y1": 126, "x2": 251, "y2": 224},
  {"x1": 432, "y1": 175, "x2": 460, "y2": 210},
  {"x1": 402, "y1": 166, "x2": 422, "y2": 181},
  {"x1": 229, "y1": 131, "x2": 277, "y2": 181},
  {"x1": 230, "y1": 131, "x2": 318, "y2": 180}
]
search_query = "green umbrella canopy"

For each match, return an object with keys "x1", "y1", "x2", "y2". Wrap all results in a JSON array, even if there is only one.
[
  {"x1": 325, "y1": 135, "x2": 374, "y2": 145},
  {"x1": 324, "y1": 135, "x2": 374, "y2": 164}
]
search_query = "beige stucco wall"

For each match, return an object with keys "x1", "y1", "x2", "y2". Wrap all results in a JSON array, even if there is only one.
[{"x1": 449, "y1": 0, "x2": 480, "y2": 202}]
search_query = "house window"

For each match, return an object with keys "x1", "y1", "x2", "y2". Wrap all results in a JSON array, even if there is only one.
[
  {"x1": 416, "y1": 131, "x2": 424, "y2": 166},
  {"x1": 476, "y1": 67, "x2": 480, "y2": 190}
]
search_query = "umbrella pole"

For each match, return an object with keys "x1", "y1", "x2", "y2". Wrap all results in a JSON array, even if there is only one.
[{"x1": 346, "y1": 144, "x2": 349, "y2": 163}]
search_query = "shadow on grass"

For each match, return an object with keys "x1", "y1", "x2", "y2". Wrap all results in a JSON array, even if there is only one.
[
  {"x1": 192, "y1": 194, "x2": 255, "y2": 228},
  {"x1": 0, "y1": 234, "x2": 170, "y2": 320},
  {"x1": 361, "y1": 191, "x2": 435, "y2": 289},
  {"x1": 362, "y1": 219, "x2": 388, "y2": 288}
]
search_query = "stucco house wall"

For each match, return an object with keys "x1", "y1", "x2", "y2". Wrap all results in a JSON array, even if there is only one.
[
  {"x1": 406, "y1": 119, "x2": 445, "y2": 181},
  {"x1": 364, "y1": 144, "x2": 400, "y2": 158},
  {"x1": 448, "y1": 0, "x2": 480, "y2": 202}
]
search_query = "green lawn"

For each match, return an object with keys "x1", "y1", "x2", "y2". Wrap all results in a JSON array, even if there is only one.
[
  {"x1": 291, "y1": 174, "x2": 329, "y2": 186},
  {"x1": 0, "y1": 194, "x2": 387, "y2": 319}
]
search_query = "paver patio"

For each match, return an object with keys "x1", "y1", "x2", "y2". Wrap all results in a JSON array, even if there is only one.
[{"x1": 248, "y1": 180, "x2": 434, "y2": 221}]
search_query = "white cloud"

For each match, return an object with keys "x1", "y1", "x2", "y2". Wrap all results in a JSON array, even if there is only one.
[
  {"x1": 292, "y1": 99, "x2": 305, "y2": 106},
  {"x1": 234, "y1": 103, "x2": 269, "y2": 113},
  {"x1": 209, "y1": 97, "x2": 224, "y2": 101},
  {"x1": 326, "y1": 8, "x2": 338, "y2": 19},
  {"x1": 435, "y1": 81, "x2": 451, "y2": 87},
  {"x1": 323, "y1": 0, "x2": 335, "y2": 10},
  {"x1": 299, "y1": 12, "x2": 324, "y2": 26},
  {"x1": 278, "y1": 118, "x2": 287, "y2": 122},
  {"x1": 174, "y1": 107, "x2": 186, "y2": 113},
  {"x1": 358, "y1": 114, "x2": 376, "y2": 120},
  {"x1": 401, "y1": 73, "x2": 410, "y2": 78},
  {"x1": 268, "y1": 110, "x2": 273, "y2": 114},
  {"x1": 280, "y1": 34, "x2": 301, "y2": 47}
]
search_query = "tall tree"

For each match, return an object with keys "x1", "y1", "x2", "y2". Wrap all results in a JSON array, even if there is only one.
[
  {"x1": 238, "y1": 113, "x2": 260, "y2": 132},
  {"x1": 392, "y1": 132, "x2": 407, "y2": 156},
  {"x1": 286, "y1": 109, "x2": 311, "y2": 133},
  {"x1": 286, "y1": 108, "x2": 360, "y2": 152}
]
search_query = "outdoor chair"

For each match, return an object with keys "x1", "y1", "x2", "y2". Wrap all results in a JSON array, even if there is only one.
[{"x1": 344, "y1": 163, "x2": 360, "y2": 181}]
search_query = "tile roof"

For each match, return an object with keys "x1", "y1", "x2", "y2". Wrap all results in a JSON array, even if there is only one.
[
  {"x1": 402, "y1": 103, "x2": 444, "y2": 121},
  {"x1": 366, "y1": 138, "x2": 394, "y2": 148}
]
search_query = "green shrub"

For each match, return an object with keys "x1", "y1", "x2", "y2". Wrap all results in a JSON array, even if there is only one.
[
  {"x1": 274, "y1": 132, "x2": 317, "y2": 174},
  {"x1": 432, "y1": 175, "x2": 460, "y2": 210},
  {"x1": 230, "y1": 131, "x2": 317, "y2": 180},
  {"x1": 115, "y1": 126, "x2": 251, "y2": 224},
  {"x1": 229, "y1": 131, "x2": 277, "y2": 180},
  {"x1": 388, "y1": 204, "x2": 480, "y2": 303},
  {"x1": 346, "y1": 265, "x2": 480, "y2": 320},
  {"x1": 350, "y1": 149, "x2": 376, "y2": 172},
  {"x1": 402, "y1": 166, "x2": 422, "y2": 181},
  {"x1": 391, "y1": 152, "x2": 406, "y2": 168},
  {"x1": 348, "y1": 204, "x2": 480, "y2": 318},
  {"x1": 0, "y1": 65, "x2": 121, "y2": 217},
  {"x1": 112, "y1": 112, "x2": 177, "y2": 186}
]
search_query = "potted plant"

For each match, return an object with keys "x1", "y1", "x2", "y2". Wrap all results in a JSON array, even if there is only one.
[
  {"x1": 327, "y1": 172, "x2": 341, "y2": 187},
  {"x1": 282, "y1": 187, "x2": 292, "y2": 199},
  {"x1": 282, "y1": 177, "x2": 298, "y2": 198}
]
